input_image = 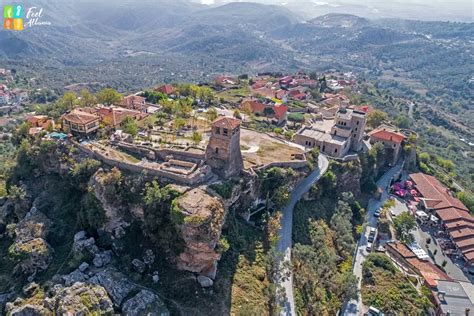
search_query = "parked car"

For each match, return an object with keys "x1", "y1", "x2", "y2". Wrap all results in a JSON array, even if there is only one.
[
  {"x1": 366, "y1": 242, "x2": 373, "y2": 252},
  {"x1": 368, "y1": 227, "x2": 376, "y2": 242},
  {"x1": 374, "y1": 209, "x2": 381, "y2": 217},
  {"x1": 365, "y1": 306, "x2": 384, "y2": 316}
]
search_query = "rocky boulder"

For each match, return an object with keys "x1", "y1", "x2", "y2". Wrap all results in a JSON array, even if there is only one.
[
  {"x1": 173, "y1": 187, "x2": 226, "y2": 278},
  {"x1": 89, "y1": 268, "x2": 137, "y2": 307},
  {"x1": 53, "y1": 282, "x2": 114, "y2": 315},
  {"x1": 5, "y1": 282, "x2": 114, "y2": 315},
  {"x1": 122, "y1": 289, "x2": 169, "y2": 316},
  {"x1": 197, "y1": 275, "x2": 213, "y2": 288},
  {"x1": 73, "y1": 231, "x2": 99, "y2": 256},
  {"x1": 7, "y1": 207, "x2": 53, "y2": 275}
]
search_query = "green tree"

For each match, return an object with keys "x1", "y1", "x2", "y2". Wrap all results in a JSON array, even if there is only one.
[
  {"x1": 366, "y1": 110, "x2": 388, "y2": 128},
  {"x1": 287, "y1": 113, "x2": 305, "y2": 126},
  {"x1": 263, "y1": 107, "x2": 275, "y2": 118},
  {"x1": 330, "y1": 200, "x2": 355, "y2": 257},
  {"x1": 206, "y1": 108, "x2": 218, "y2": 124},
  {"x1": 122, "y1": 116, "x2": 138, "y2": 137},
  {"x1": 96, "y1": 88, "x2": 122, "y2": 106},
  {"x1": 457, "y1": 191, "x2": 474, "y2": 213},
  {"x1": 78, "y1": 89, "x2": 97, "y2": 108},
  {"x1": 61, "y1": 92, "x2": 78, "y2": 110},
  {"x1": 192, "y1": 132, "x2": 202, "y2": 146},
  {"x1": 233, "y1": 109, "x2": 242, "y2": 119},
  {"x1": 393, "y1": 212, "x2": 416, "y2": 243},
  {"x1": 394, "y1": 114, "x2": 411, "y2": 128}
]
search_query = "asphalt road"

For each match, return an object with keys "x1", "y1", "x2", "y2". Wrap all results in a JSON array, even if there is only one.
[
  {"x1": 276, "y1": 154, "x2": 329, "y2": 316},
  {"x1": 343, "y1": 160, "x2": 404, "y2": 316}
]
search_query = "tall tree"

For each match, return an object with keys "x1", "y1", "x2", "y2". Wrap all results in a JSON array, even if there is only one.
[
  {"x1": 96, "y1": 88, "x2": 122, "y2": 106},
  {"x1": 367, "y1": 109, "x2": 388, "y2": 128},
  {"x1": 393, "y1": 212, "x2": 416, "y2": 243},
  {"x1": 330, "y1": 201, "x2": 355, "y2": 257},
  {"x1": 79, "y1": 89, "x2": 97, "y2": 108}
]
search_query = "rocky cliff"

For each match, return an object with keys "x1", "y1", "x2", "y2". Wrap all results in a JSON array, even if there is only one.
[
  {"x1": 173, "y1": 187, "x2": 227, "y2": 278},
  {"x1": 8, "y1": 207, "x2": 53, "y2": 276},
  {"x1": 331, "y1": 159, "x2": 363, "y2": 197}
]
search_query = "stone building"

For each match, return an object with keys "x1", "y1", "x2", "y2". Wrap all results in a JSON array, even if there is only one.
[
  {"x1": 368, "y1": 124, "x2": 407, "y2": 166},
  {"x1": 205, "y1": 117, "x2": 243, "y2": 177},
  {"x1": 294, "y1": 106, "x2": 367, "y2": 158},
  {"x1": 61, "y1": 109, "x2": 100, "y2": 135}
]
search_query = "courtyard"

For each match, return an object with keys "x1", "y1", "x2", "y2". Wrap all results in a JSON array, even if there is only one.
[{"x1": 239, "y1": 128, "x2": 305, "y2": 169}]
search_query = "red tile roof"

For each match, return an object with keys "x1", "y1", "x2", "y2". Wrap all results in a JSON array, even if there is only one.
[
  {"x1": 369, "y1": 129, "x2": 406, "y2": 144},
  {"x1": 155, "y1": 84, "x2": 174, "y2": 95},
  {"x1": 62, "y1": 109, "x2": 99, "y2": 125},
  {"x1": 273, "y1": 105, "x2": 288, "y2": 120},
  {"x1": 97, "y1": 107, "x2": 145, "y2": 126},
  {"x1": 386, "y1": 241, "x2": 417, "y2": 259},
  {"x1": 212, "y1": 117, "x2": 240, "y2": 130},
  {"x1": 406, "y1": 258, "x2": 450, "y2": 287},
  {"x1": 449, "y1": 227, "x2": 474, "y2": 241},
  {"x1": 243, "y1": 100, "x2": 265, "y2": 113},
  {"x1": 410, "y1": 173, "x2": 468, "y2": 212}
]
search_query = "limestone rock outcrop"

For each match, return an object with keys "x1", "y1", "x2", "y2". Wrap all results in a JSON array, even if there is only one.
[
  {"x1": 89, "y1": 268, "x2": 137, "y2": 307},
  {"x1": 90, "y1": 168, "x2": 129, "y2": 236},
  {"x1": 173, "y1": 187, "x2": 226, "y2": 278},
  {"x1": 122, "y1": 289, "x2": 170, "y2": 316},
  {"x1": 5, "y1": 282, "x2": 114, "y2": 315},
  {"x1": 8, "y1": 207, "x2": 53, "y2": 275}
]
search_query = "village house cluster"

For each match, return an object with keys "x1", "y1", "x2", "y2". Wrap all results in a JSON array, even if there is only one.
[{"x1": 0, "y1": 83, "x2": 28, "y2": 114}]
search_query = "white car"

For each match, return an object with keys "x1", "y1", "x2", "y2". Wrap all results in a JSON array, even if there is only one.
[{"x1": 366, "y1": 242, "x2": 373, "y2": 252}]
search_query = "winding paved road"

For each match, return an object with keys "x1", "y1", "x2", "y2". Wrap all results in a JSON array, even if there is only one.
[
  {"x1": 276, "y1": 154, "x2": 329, "y2": 315},
  {"x1": 343, "y1": 160, "x2": 404, "y2": 316}
]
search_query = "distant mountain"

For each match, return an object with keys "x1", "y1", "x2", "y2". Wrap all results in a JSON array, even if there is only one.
[{"x1": 308, "y1": 14, "x2": 369, "y2": 28}]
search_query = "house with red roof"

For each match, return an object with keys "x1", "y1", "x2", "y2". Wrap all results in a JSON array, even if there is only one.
[
  {"x1": 97, "y1": 106, "x2": 147, "y2": 128},
  {"x1": 27, "y1": 115, "x2": 55, "y2": 136},
  {"x1": 121, "y1": 95, "x2": 146, "y2": 112},
  {"x1": 241, "y1": 100, "x2": 288, "y2": 125},
  {"x1": 409, "y1": 172, "x2": 474, "y2": 265},
  {"x1": 61, "y1": 109, "x2": 100, "y2": 135},
  {"x1": 368, "y1": 124, "x2": 407, "y2": 165},
  {"x1": 154, "y1": 84, "x2": 175, "y2": 96},
  {"x1": 385, "y1": 241, "x2": 451, "y2": 288}
]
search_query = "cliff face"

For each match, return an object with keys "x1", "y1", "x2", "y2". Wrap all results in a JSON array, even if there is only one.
[
  {"x1": 89, "y1": 168, "x2": 129, "y2": 236},
  {"x1": 332, "y1": 159, "x2": 363, "y2": 197},
  {"x1": 173, "y1": 187, "x2": 226, "y2": 278}
]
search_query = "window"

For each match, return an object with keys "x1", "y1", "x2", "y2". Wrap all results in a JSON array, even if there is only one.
[
  {"x1": 215, "y1": 147, "x2": 219, "y2": 154},
  {"x1": 357, "y1": 121, "x2": 359, "y2": 125},
  {"x1": 223, "y1": 128, "x2": 228, "y2": 136},
  {"x1": 335, "y1": 148, "x2": 338, "y2": 153},
  {"x1": 355, "y1": 128, "x2": 358, "y2": 131},
  {"x1": 215, "y1": 127, "x2": 220, "y2": 134}
]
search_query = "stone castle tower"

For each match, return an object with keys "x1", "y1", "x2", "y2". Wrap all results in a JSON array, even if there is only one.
[{"x1": 205, "y1": 117, "x2": 243, "y2": 177}]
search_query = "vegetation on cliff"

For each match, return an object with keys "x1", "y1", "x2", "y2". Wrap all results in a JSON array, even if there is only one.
[{"x1": 362, "y1": 253, "x2": 432, "y2": 314}]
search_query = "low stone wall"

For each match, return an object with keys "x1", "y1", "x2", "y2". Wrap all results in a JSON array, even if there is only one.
[
  {"x1": 116, "y1": 142, "x2": 155, "y2": 160},
  {"x1": 72, "y1": 140, "x2": 210, "y2": 185},
  {"x1": 330, "y1": 154, "x2": 360, "y2": 162},
  {"x1": 116, "y1": 142, "x2": 205, "y2": 163},
  {"x1": 155, "y1": 147, "x2": 205, "y2": 163},
  {"x1": 254, "y1": 160, "x2": 307, "y2": 172}
]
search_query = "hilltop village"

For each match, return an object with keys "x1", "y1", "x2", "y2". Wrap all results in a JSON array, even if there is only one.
[{"x1": 1, "y1": 71, "x2": 473, "y2": 315}]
